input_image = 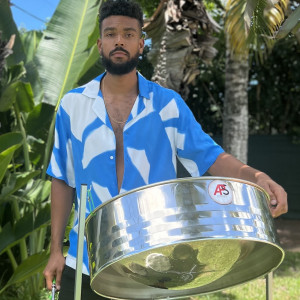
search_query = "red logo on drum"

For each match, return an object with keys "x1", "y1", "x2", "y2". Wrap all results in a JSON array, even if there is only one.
[
  {"x1": 208, "y1": 180, "x2": 233, "y2": 205},
  {"x1": 214, "y1": 184, "x2": 229, "y2": 196}
]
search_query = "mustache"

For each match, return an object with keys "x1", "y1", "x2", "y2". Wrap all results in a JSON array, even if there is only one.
[{"x1": 109, "y1": 47, "x2": 130, "y2": 57}]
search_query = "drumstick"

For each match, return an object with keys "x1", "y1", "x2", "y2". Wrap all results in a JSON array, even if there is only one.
[{"x1": 51, "y1": 279, "x2": 56, "y2": 299}]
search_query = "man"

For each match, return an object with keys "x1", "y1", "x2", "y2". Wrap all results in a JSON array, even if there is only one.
[{"x1": 43, "y1": 0, "x2": 288, "y2": 299}]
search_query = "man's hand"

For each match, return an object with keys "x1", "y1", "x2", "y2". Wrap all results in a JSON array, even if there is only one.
[
  {"x1": 43, "y1": 251, "x2": 65, "y2": 291},
  {"x1": 209, "y1": 153, "x2": 288, "y2": 218},
  {"x1": 256, "y1": 177, "x2": 288, "y2": 218}
]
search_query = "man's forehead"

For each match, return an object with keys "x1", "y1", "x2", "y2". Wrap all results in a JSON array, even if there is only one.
[{"x1": 101, "y1": 15, "x2": 140, "y2": 30}]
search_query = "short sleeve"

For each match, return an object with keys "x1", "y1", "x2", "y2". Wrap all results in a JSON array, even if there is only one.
[
  {"x1": 46, "y1": 98, "x2": 75, "y2": 187},
  {"x1": 175, "y1": 95, "x2": 224, "y2": 176}
]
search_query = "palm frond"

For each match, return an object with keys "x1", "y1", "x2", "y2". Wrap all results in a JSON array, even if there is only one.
[{"x1": 225, "y1": 0, "x2": 289, "y2": 55}]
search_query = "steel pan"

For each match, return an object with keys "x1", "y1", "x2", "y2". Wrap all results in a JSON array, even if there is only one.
[{"x1": 85, "y1": 177, "x2": 284, "y2": 299}]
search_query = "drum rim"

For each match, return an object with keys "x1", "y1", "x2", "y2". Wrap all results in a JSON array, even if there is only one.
[{"x1": 85, "y1": 176, "x2": 270, "y2": 225}]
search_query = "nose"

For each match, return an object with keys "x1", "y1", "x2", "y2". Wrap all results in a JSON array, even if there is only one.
[{"x1": 115, "y1": 34, "x2": 124, "y2": 47}]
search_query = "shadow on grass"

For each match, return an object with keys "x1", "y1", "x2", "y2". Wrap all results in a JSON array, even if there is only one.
[
  {"x1": 274, "y1": 251, "x2": 300, "y2": 277},
  {"x1": 194, "y1": 291, "x2": 238, "y2": 299}
]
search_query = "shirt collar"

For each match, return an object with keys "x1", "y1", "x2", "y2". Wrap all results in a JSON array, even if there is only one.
[{"x1": 81, "y1": 71, "x2": 151, "y2": 100}]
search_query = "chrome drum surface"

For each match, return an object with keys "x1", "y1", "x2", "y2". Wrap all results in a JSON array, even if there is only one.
[{"x1": 85, "y1": 177, "x2": 284, "y2": 299}]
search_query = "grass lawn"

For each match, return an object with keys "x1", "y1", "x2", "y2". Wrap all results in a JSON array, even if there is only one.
[
  {"x1": 194, "y1": 251, "x2": 300, "y2": 300},
  {"x1": 40, "y1": 251, "x2": 300, "y2": 300}
]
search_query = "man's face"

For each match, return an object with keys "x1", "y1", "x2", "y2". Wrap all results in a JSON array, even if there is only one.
[{"x1": 97, "y1": 15, "x2": 144, "y2": 75}]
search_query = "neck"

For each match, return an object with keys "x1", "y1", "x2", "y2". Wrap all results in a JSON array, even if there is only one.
[{"x1": 103, "y1": 69, "x2": 138, "y2": 98}]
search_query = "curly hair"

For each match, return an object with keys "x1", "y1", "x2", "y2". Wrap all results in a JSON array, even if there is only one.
[{"x1": 98, "y1": 0, "x2": 144, "y2": 32}]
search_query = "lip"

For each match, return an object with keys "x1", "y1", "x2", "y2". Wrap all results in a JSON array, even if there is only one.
[{"x1": 111, "y1": 51, "x2": 128, "y2": 57}]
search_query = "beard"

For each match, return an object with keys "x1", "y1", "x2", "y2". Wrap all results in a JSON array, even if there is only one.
[{"x1": 101, "y1": 47, "x2": 140, "y2": 75}]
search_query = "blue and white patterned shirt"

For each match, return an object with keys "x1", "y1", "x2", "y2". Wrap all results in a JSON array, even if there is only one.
[{"x1": 47, "y1": 72, "x2": 224, "y2": 274}]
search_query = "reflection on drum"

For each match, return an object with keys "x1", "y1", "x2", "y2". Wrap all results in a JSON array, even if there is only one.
[{"x1": 85, "y1": 177, "x2": 284, "y2": 299}]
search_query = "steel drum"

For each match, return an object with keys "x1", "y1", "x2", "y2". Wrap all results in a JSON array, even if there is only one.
[{"x1": 85, "y1": 177, "x2": 284, "y2": 299}]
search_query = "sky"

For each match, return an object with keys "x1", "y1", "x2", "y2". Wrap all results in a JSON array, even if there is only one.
[{"x1": 10, "y1": 0, "x2": 60, "y2": 30}]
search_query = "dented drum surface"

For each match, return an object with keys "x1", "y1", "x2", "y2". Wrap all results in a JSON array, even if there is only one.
[{"x1": 85, "y1": 177, "x2": 284, "y2": 299}]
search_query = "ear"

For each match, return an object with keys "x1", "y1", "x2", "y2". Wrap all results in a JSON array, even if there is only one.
[
  {"x1": 97, "y1": 38, "x2": 102, "y2": 54},
  {"x1": 139, "y1": 38, "x2": 145, "y2": 55}
]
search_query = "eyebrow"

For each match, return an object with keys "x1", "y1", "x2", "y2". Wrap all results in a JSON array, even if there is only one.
[{"x1": 103, "y1": 27, "x2": 138, "y2": 32}]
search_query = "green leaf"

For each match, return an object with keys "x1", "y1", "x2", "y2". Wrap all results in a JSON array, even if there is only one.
[
  {"x1": 20, "y1": 30, "x2": 43, "y2": 64},
  {"x1": 24, "y1": 60, "x2": 44, "y2": 104},
  {"x1": 0, "y1": 171, "x2": 40, "y2": 199},
  {"x1": 276, "y1": 6, "x2": 300, "y2": 39},
  {"x1": 0, "y1": 251, "x2": 49, "y2": 293},
  {"x1": 0, "y1": 0, "x2": 26, "y2": 66},
  {"x1": 0, "y1": 204, "x2": 51, "y2": 255},
  {"x1": 0, "y1": 133, "x2": 23, "y2": 183},
  {"x1": 16, "y1": 82, "x2": 35, "y2": 112},
  {"x1": 0, "y1": 81, "x2": 18, "y2": 111},
  {"x1": 87, "y1": 17, "x2": 100, "y2": 49},
  {"x1": 0, "y1": 81, "x2": 34, "y2": 112},
  {"x1": 77, "y1": 44, "x2": 105, "y2": 85},
  {"x1": 0, "y1": 152, "x2": 14, "y2": 184},
  {"x1": 25, "y1": 103, "x2": 54, "y2": 140},
  {"x1": 35, "y1": 0, "x2": 103, "y2": 106},
  {"x1": 23, "y1": 179, "x2": 51, "y2": 205},
  {"x1": 0, "y1": 132, "x2": 23, "y2": 153},
  {"x1": 7, "y1": 62, "x2": 27, "y2": 84}
]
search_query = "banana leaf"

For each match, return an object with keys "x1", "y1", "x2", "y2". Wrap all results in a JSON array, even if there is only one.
[
  {"x1": 0, "y1": 203, "x2": 51, "y2": 255},
  {"x1": 0, "y1": 81, "x2": 34, "y2": 112},
  {"x1": 20, "y1": 30, "x2": 45, "y2": 104},
  {"x1": 35, "y1": 0, "x2": 103, "y2": 107},
  {"x1": 0, "y1": 132, "x2": 23, "y2": 184},
  {"x1": 20, "y1": 31, "x2": 43, "y2": 64},
  {"x1": 22, "y1": 179, "x2": 51, "y2": 205},
  {"x1": 0, "y1": 171, "x2": 40, "y2": 201},
  {"x1": 0, "y1": 251, "x2": 49, "y2": 294},
  {"x1": 25, "y1": 102, "x2": 54, "y2": 140}
]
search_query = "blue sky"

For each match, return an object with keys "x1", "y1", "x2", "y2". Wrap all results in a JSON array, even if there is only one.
[{"x1": 10, "y1": 0, "x2": 60, "y2": 30}]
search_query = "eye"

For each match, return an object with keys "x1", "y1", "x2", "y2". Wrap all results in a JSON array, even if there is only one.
[
  {"x1": 105, "y1": 32, "x2": 114, "y2": 38},
  {"x1": 125, "y1": 33, "x2": 134, "y2": 38}
]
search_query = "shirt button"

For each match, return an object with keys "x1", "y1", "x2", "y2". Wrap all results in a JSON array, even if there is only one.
[{"x1": 110, "y1": 156, "x2": 114, "y2": 160}]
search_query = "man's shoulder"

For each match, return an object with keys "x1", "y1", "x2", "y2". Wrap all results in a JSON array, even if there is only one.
[
  {"x1": 138, "y1": 73, "x2": 182, "y2": 103},
  {"x1": 66, "y1": 75, "x2": 102, "y2": 98}
]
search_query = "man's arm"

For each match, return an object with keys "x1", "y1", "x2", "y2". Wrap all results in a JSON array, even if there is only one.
[
  {"x1": 43, "y1": 178, "x2": 75, "y2": 290},
  {"x1": 208, "y1": 152, "x2": 288, "y2": 218}
]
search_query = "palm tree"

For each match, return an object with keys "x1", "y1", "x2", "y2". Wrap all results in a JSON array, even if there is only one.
[
  {"x1": 223, "y1": 0, "x2": 290, "y2": 162},
  {"x1": 144, "y1": 0, "x2": 297, "y2": 163},
  {"x1": 144, "y1": 0, "x2": 220, "y2": 99}
]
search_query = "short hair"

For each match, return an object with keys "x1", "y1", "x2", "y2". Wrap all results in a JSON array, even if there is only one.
[{"x1": 99, "y1": 0, "x2": 144, "y2": 33}]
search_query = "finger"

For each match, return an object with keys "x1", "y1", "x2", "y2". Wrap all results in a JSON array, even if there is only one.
[
  {"x1": 55, "y1": 267, "x2": 64, "y2": 290},
  {"x1": 269, "y1": 189, "x2": 288, "y2": 218},
  {"x1": 44, "y1": 270, "x2": 54, "y2": 290},
  {"x1": 261, "y1": 184, "x2": 277, "y2": 209}
]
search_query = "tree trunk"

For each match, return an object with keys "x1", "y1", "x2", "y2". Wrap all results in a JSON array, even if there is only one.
[{"x1": 223, "y1": 38, "x2": 249, "y2": 164}]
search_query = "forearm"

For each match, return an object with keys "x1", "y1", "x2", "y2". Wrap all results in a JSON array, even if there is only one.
[
  {"x1": 50, "y1": 178, "x2": 75, "y2": 254},
  {"x1": 208, "y1": 152, "x2": 270, "y2": 184}
]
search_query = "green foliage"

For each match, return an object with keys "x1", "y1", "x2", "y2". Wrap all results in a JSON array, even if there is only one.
[
  {"x1": 276, "y1": 5, "x2": 300, "y2": 39},
  {"x1": 136, "y1": 0, "x2": 160, "y2": 18},
  {"x1": 186, "y1": 30, "x2": 300, "y2": 141},
  {"x1": 0, "y1": 252, "x2": 50, "y2": 294},
  {"x1": 248, "y1": 35, "x2": 300, "y2": 139},
  {"x1": 0, "y1": 133, "x2": 23, "y2": 183},
  {"x1": 0, "y1": 0, "x2": 105, "y2": 297},
  {"x1": 35, "y1": 0, "x2": 104, "y2": 106}
]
